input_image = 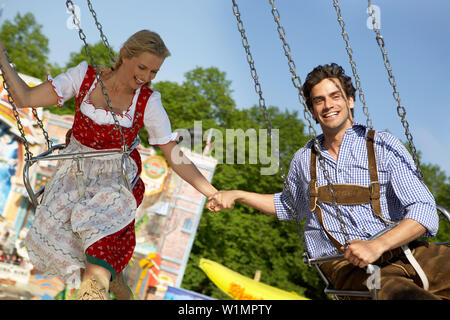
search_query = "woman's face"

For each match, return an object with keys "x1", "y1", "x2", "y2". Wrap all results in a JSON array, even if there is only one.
[{"x1": 121, "y1": 51, "x2": 164, "y2": 89}]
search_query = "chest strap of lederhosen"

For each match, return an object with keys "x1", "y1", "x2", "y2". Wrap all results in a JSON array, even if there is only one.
[{"x1": 309, "y1": 129, "x2": 388, "y2": 252}]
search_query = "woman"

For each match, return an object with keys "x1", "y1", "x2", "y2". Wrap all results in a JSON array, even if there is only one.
[{"x1": 0, "y1": 30, "x2": 218, "y2": 300}]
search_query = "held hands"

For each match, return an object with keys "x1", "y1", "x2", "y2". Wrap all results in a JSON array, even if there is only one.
[
  {"x1": 341, "y1": 239, "x2": 385, "y2": 268},
  {"x1": 206, "y1": 190, "x2": 238, "y2": 213}
]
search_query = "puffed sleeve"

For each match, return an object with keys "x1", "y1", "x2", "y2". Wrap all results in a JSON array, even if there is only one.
[
  {"x1": 143, "y1": 91, "x2": 178, "y2": 145},
  {"x1": 47, "y1": 61, "x2": 88, "y2": 107}
]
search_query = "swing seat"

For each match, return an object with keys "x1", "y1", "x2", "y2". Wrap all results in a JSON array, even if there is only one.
[
  {"x1": 23, "y1": 137, "x2": 141, "y2": 207},
  {"x1": 304, "y1": 206, "x2": 450, "y2": 300}
]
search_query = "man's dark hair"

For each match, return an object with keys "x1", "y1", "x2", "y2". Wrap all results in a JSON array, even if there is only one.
[{"x1": 302, "y1": 63, "x2": 356, "y2": 112}]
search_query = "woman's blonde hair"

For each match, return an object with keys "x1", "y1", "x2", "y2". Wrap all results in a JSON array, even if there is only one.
[
  {"x1": 99, "y1": 30, "x2": 170, "y2": 86},
  {"x1": 114, "y1": 29, "x2": 171, "y2": 70}
]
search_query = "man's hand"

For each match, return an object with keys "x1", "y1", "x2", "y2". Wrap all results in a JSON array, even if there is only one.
[{"x1": 341, "y1": 239, "x2": 385, "y2": 268}]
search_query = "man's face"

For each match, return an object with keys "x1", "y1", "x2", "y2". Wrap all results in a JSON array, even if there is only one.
[{"x1": 309, "y1": 78, "x2": 354, "y2": 136}]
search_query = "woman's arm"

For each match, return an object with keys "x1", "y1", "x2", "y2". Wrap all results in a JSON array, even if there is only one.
[
  {"x1": 0, "y1": 40, "x2": 59, "y2": 108},
  {"x1": 159, "y1": 141, "x2": 217, "y2": 198}
]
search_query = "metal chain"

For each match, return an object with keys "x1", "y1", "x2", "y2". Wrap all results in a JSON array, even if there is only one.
[
  {"x1": 367, "y1": 0, "x2": 423, "y2": 180},
  {"x1": 231, "y1": 0, "x2": 305, "y2": 244},
  {"x1": 268, "y1": 0, "x2": 351, "y2": 246},
  {"x1": 66, "y1": 0, "x2": 128, "y2": 152},
  {"x1": 231, "y1": 1, "x2": 287, "y2": 196},
  {"x1": 86, "y1": 0, "x2": 116, "y2": 65},
  {"x1": 333, "y1": 0, "x2": 372, "y2": 129},
  {"x1": 32, "y1": 108, "x2": 52, "y2": 149}
]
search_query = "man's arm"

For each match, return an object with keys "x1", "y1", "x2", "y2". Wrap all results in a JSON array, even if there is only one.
[
  {"x1": 342, "y1": 218, "x2": 426, "y2": 268},
  {"x1": 343, "y1": 132, "x2": 436, "y2": 268}
]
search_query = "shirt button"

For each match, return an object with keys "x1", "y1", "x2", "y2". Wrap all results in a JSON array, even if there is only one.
[
  {"x1": 362, "y1": 227, "x2": 367, "y2": 232},
  {"x1": 338, "y1": 169, "x2": 342, "y2": 173}
]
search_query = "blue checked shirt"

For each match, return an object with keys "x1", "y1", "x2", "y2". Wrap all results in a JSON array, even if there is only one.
[{"x1": 274, "y1": 124, "x2": 438, "y2": 258}]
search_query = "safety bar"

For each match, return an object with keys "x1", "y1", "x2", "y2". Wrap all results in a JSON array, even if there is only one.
[
  {"x1": 23, "y1": 138, "x2": 141, "y2": 207},
  {"x1": 437, "y1": 205, "x2": 450, "y2": 223}
]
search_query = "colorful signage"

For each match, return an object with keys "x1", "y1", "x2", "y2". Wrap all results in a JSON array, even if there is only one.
[
  {"x1": 141, "y1": 155, "x2": 169, "y2": 196},
  {"x1": 164, "y1": 286, "x2": 215, "y2": 300}
]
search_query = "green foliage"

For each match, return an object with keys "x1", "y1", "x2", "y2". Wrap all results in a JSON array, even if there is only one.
[
  {"x1": 184, "y1": 67, "x2": 237, "y2": 127},
  {"x1": 421, "y1": 163, "x2": 450, "y2": 243},
  {"x1": 66, "y1": 41, "x2": 116, "y2": 69}
]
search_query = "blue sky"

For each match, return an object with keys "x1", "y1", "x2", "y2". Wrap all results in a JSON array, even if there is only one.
[{"x1": 2, "y1": 0, "x2": 450, "y2": 175}]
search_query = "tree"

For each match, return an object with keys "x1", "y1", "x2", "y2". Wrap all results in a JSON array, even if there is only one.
[
  {"x1": 0, "y1": 13, "x2": 51, "y2": 80},
  {"x1": 184, "y1": 67, "x2": 237, "y2": 127}
]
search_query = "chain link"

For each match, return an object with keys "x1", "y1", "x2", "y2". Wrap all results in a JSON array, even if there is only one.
[
  {"x1": 66, "y1": 0, "x2": 128, "y2": 152},
  {"x1": 333, "y1": 0, "x2": 372, "y2": 129},
  {"x1": 367, "y1": 0, "x2": 423, "y2": 180},
  {"x1": 231, "y1": 0, "x2": 300, "y2": 236}
]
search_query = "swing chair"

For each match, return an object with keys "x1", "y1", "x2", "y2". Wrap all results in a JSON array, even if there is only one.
[
  {"x1": 0, "y1": 0, "x2": 140, "y2": 207},
  {"x1": 231, "y1": 0, "x2": 449, "y2": 300}
]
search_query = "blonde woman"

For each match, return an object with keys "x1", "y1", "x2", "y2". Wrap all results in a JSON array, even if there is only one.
[{"x1": 0, "y1": 30, "x2": 217, "y2": 300}]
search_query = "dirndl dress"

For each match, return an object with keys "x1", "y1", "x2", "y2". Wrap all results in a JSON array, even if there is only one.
[{"x1": 25, "y1": 64, "x2": 159, "y2": 282}]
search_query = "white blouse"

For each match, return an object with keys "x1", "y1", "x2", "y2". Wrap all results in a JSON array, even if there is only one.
[{"x1": 47, "y1": 61, "x2": 177, "y2": 145}]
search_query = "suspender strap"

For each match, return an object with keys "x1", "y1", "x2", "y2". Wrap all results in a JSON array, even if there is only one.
[
  {"x1": 366, "y1": 129, "x2": 382, "y2": 218},
  {"x1": 316, "y1": 184, "x2": 373, "y2": 205},
  {"x1": 310, "y1": 147, "x2": 345, "y2": 252}
]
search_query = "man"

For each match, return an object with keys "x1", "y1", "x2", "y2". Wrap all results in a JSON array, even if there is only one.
[{"x1": 207, "y1": 63, "x2": 449, "y2": 299}]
